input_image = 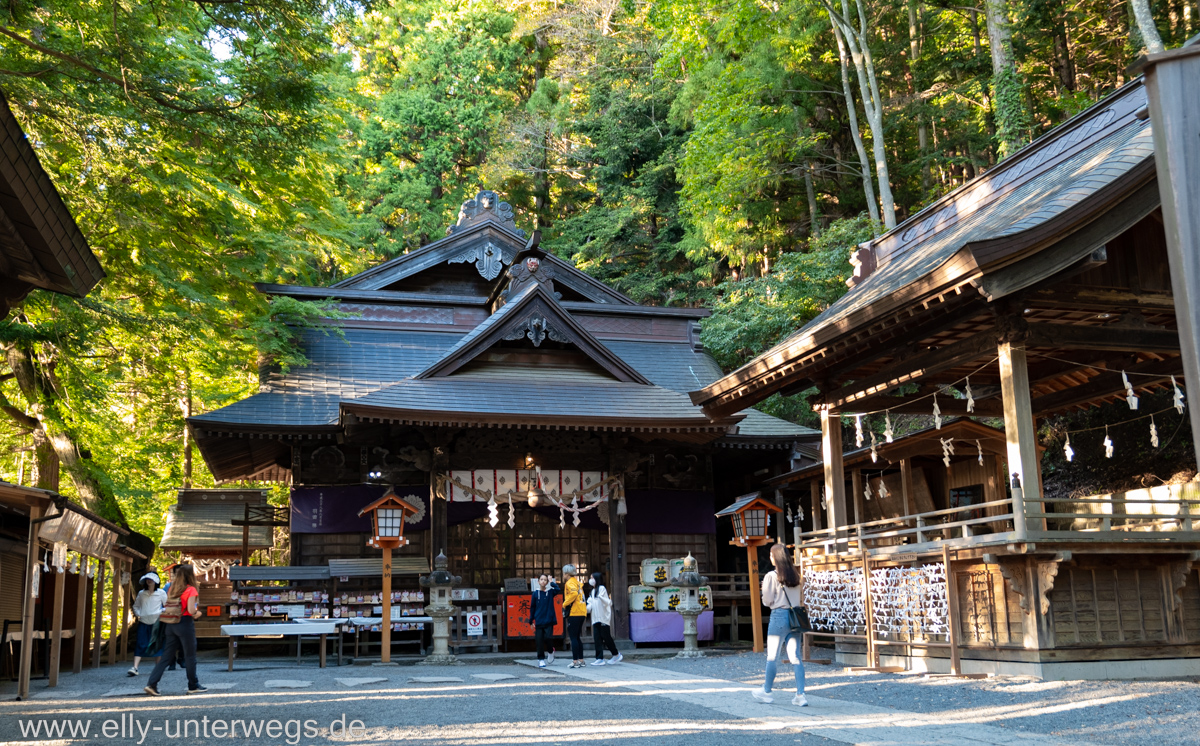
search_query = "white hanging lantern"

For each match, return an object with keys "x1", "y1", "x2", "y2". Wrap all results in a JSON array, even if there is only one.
[
  {"x1": 1172, "y1": 376, "x2": 1186, "y2": 414},
  {"x1": 1121, "y1": 371, "x2": 1139, "y2": 410}
]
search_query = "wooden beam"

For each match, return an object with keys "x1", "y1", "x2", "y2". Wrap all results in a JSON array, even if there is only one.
[
  {"x1": 48, "y1": 559, "x2": 66, "y2": 686},
  {"x1": 17, "y1": 502, "x2": 43, "y2": 700},
  {"x1": 1031, "y1": 355, "x2": 1184, "y2": 414},
  {"x1": 1024, "y1": 323, "x2": 1180, "y2": 353},
  {"x1": 92, "y1": 560, "x2": 105, "y2": 668},
  {"x1": 1144, "y1": 44, "x2": 1200, "y2": 472},
  {"x1": 107, "y1": 558, "x2": 120, "y2": 666},
  {"x1": 72, "y1": 556, "x2": 88, "y2": 674},
  {"x1": 829, "y1": 393, "x2": 1003, "y2": 417},
  {"x1": 998, "y1": 342, "x2": 1040, "y2": 539},
  {"x1": 1027, "y1": 288, "x2": 1177, "y2": 311},
  {"x1": 819, "y1": 331, "x2": 998, "y2": 410},
  {"x1": 820, "y1": 409, "x2": 848, "y2": 540}
]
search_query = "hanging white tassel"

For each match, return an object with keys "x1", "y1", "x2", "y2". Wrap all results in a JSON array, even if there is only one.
[
  {"x1": 786, "y1": 506, "x2": 794, "y2": 523},
  {"x1": 869, "y1": 431, "x2": 879, "y2": 463},
  {"x1": 52, "y1": 542, "x2": 67, "y2": 573},
  {"x1": 855, "y1": 414, "x2": 864, "y2": 447},
  {"x1": 884, "y1": 411, "x2": 894, "y2": 443},
  {"x1": 42, "y1": 554, "x2": 49, "y2": 573},
  {"x1": 1103, "y1": 427, "x2": 1114, "y2": 459},
  {"x1": 932, "y1": 394, "x2": 942, "y2": 430},
  {"x1": 1122, "y1": 371, "x2": 1139, "y2": 410},
  {"x1": 878, "y1": 480, "x2": 891, "y2": 499},
  {"x1": 559, "y1": 500, "x2": 566, "y2": 530},
  {"x1": 864, "y1": 481, "x2": 873, "y2": 502},
  {"x1": 1173, "y1": 376, "x2": 1186, "y2": 414},
  {"x1": 976, "y1": 439, "x2": 984, "y2": 466},
  {"x1": 965, "y1": 377, "x2": 975, "y2": 414},
  {"x1": 506, "y1": 497, "x2": 516, "y2": 529},
  {"x1": 940, "y1": 438, "x2": 955, "y2": 468},
  {"x1": 487, "y1": 495, "x2": 499, "y2": 527},
  {"x1": 571, "y1": 497, "x2": 581, "y2": 528},
  {"x1": 1150, "y1": 416, "x2": 1159, "y2": 448},
  {"x1": 1064, "y1": 433, "x2": 1074, "y2": 462},
  {"x1": 87, "y1": 561, "x2": 96, "y2": 579}
]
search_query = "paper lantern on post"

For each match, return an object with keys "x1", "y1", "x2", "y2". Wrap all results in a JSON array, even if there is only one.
[
  {"x1": 359, "y1": 488, "x2": 420, "y2": 550},
  {"x1": 715, "y1": 493, "x2": 783, "y2": 655}
]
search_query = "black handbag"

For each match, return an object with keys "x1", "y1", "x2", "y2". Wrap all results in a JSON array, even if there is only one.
[{"x1": 782, "y1": 585, "x2": 812, "y2": 634}]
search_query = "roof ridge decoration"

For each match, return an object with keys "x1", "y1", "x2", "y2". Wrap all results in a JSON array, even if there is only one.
[
  {"x1": 415, "y1": 281, "x2": 651, "y2": 384},
  {"x1": 447, "y1": 239, "x2": 508, "y2": 280},
  {"x1": 446, "y1": 190, "x2": 526, "y2": 239}
]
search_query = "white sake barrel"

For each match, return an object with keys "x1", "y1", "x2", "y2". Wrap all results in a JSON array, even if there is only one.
[
  {"x1": 641, "y1": 558, "x2": 671, "y2": 586},
  {"x1": 669, "y1": 558, "x2": 687, "y2": 581},
  {"x1": 657, "y1": 586, "x2": 683, "y2": 612},
  {"x1": 629, "y1": 585, "x2": 657, "y2": 612},
  {"x1": 697, "y1": 586, "x2": 712, "y2": 609}
]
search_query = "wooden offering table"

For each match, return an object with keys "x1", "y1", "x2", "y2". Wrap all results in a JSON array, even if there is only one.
[{"x1": 220, "y1": 621, "x2": 342, "y2": 671}]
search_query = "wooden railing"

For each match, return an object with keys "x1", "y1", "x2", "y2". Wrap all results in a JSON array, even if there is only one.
[
  {"x1": 796, "y1": 498, "x2": 1016, "y2": 553},
  {"x1": 447, "y1": 606, "x2": 501, "y2": 653}
]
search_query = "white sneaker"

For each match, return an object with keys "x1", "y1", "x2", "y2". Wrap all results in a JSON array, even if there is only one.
[
  {"x1": 792, "y1": 694, "x2": 808, "y2": 707},
  {"x1": 538, "y1": 660, "x2": 547, "y2": 668},
  {"x1": 547, "y1": 650, "x2": 555, "y2": 665},
  {"x1": 126, "y1": 668, "x2": 139, "y2": 677},
  {"x1": 611, "y1": 653, "x2": 623, "y2": 664},
  {"x1": 752, "y1": 688, "x2": 773, "y2": 703},
  {"x1": 590, "y1": 659, "x2": 605, "y2": 666}
]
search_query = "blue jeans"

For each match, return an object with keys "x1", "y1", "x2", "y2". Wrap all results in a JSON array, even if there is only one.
[{"x1": 763, "y1": 608, "x2": 804, "y2": 694}]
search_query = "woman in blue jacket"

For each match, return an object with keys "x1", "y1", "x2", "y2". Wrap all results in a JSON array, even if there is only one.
[{"x1": 529, "y1": 574, "x2": 560, "y2": 667}]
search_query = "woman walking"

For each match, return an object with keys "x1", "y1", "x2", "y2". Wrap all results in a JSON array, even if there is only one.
[
  {"x1": 562, "y1": 564, "x2": 588, "y2": 668},
  {"x1": 752, "y1": 543, "x2": 807, "y2": 707},
  {"x1": 128, "y1": 571, "x2": 166, "y2": 676},
  {"x1": 586, "y1": 571, "x2": 621, "y2": 665},
  {"x1": 144, "y1": 564, "x2": 207, "y2": 696}
]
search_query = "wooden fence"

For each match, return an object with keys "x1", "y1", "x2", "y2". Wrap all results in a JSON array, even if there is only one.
[{"x1": 448, "y1": 605, "x2": 501, "y2": 653}]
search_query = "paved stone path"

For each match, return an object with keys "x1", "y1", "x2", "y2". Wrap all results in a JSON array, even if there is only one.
[{"x1": 516, "y1": 659, "x2": 1079, "y2": 746}]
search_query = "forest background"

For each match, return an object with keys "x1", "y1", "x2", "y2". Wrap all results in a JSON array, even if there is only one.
[{"x1": 0, "y1": 0, "x2": 1194, "y2": 543}]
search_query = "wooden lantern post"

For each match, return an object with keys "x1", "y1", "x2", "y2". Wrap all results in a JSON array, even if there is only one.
[
  {"x1": 716, "y1": 494, "x2": 783, "y2": 653},
  {"x1": 358, "y1": 489, "x2": 419, "y2": 663}
]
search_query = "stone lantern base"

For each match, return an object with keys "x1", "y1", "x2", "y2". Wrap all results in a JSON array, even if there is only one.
[{"x1": 675, "y1": 605, "x2": 706, "y2": 659}]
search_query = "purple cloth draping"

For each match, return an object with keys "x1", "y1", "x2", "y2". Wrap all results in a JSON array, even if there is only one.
[
  {"x1": 626, "y1": 490, "x2": 716, "y2": 534},
  {"x1": 628, "y1": 611, "x2": 714, "y2": 643}
]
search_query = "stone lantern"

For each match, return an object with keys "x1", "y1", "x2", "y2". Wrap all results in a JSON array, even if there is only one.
[
  {"x1": 673, "y1": 553, "x2": 709, "y2": 658},
  {"x1": 419, "y1": 550, "x2": 462, "y2": 665}
]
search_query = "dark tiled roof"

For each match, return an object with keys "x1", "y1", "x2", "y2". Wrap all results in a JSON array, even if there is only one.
[
  {"x1": 229, "y1": 566, "x2": 331, "y2": 581},
  {"x1": 160, "y1": 502, "x2": 272, "y2": 551},
  {"x1": 328, "y1": 557, "x2": 429, "y2": 577}
]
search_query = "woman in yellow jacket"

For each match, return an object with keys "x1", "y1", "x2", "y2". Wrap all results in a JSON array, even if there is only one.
[{"x1": 562, "y1": 564, "x2": 589, "y2": 668}]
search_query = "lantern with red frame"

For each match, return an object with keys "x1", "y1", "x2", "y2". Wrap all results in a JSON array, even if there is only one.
[{"x1": 358, "y1": 488, "x2": 420, "y2": 549}]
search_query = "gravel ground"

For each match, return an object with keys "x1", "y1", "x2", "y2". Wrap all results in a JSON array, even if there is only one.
[
  {"x1": 0, "y1": 651, "x2": 838, "y2": 746},
  {"x1": 642, "y1": 650, "x2": 1200, "y2": 746}
]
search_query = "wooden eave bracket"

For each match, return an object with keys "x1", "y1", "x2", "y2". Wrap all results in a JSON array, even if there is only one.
[{"x1": 987, "y1": 551, "x2": 1070, "y2": 616}]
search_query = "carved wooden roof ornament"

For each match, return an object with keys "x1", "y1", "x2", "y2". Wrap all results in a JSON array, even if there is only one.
[{"x1": 501, "y1": 251, "x2": 561, "y2": 303}]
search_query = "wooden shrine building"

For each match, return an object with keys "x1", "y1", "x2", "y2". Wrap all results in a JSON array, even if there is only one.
[
  {"x1": 188, "y1": 191, "x2": 816, "y2": 638},
  {"x1": 691, "y1": 73, "x2": 1200, "y2": 679}
]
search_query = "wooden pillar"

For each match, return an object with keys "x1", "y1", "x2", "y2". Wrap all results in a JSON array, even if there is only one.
[
  {"x1": 73, "y1": 556, "x2": 88, "y2": 674},
  {"x1": 820, "y1": 408, "x2": 848, "y2": 541},
  {"x1": 107, "y1": 557, "x2": 120, "y2": 666},
  {"x1": 1144, "y1": 45, "x2": 1200, "y2": 472},
  {"x1": 17, "y1": 502, "x2": 43, "y2": 700},
  {"x1": 241, "y1": 524, "x2": 251, "y2": 565},
  {"x1": 608, "y1": 478, "x2": 629, "y2": 640},
  {"x1": 900, "y1": 459, "x2": 915, "y2": 518},
  {"x1": 851, "y1": 470, "x2": 864, "y2": 527},
  {"x1": 430, "y1": 448, "x2": 449, "y2": 569},
  {"x1": 809, "y1": 481, "x2": 823, "y2": 532},
  {"x1": 92, "y1": 560, "x2": 106, "y2": 668},
  {"x1": 747, "y1": 545, "x2": 764, "y2": 653},
  {"x1": 942, "y1": 545, "x2": 962, "y2": 676},
  {"x1": 998, "y1": 341, "x2": 1040, "y2": 538},
  {"x1": 120, "y1": 572, "x2": 132, "y2": 661},
  {"x1": 48, "y1": 561, "x2": 66, "y2": 686},
  {"x1": 773, "y1": 489, "x2": 786, "y2": 543},
  {"x1": 381, "y1": 547, "x2": 392, "y2": 663}
]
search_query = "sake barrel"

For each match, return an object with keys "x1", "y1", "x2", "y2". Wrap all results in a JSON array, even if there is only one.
[
  {"x1": 641, "y1": 558, "x2": 671, "y2": 586},
  {"x1": 657, "y1": 586, "x2": 684, "y2": 612},
  {"x1": 629, "y1": 585, "x2": 657, "y2": 612},
  {"x1": 697, "y1": 586, "x2": 712, "y2": 610},
  {"x1": 669, "y1": 558, "x2": 687, "y2": 581}
]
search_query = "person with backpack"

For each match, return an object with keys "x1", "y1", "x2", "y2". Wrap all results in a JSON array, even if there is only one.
[
  {"x1": 528, "y1": 574, "x2": 560, "y2": 668},
  {"x1": 752, "y1": 543, "x2": 807, "y2": 707},
  {"x1": 585, "y1": 571, "x2": 621, "y2": 666},
  {"x1": 127, "y1": 571, "x2": 166, "y2": 676},
  {"x1": 144, "y1": 564, "x2": 207, "y2": 696},
  {"x1": 562, "y1": 564, "x2": 588, "y2": 668}
]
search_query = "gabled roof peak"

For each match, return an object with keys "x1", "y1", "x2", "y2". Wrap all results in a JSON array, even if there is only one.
[{"x1": 446, "y1": 189, "x2": 526, "y2": 239}]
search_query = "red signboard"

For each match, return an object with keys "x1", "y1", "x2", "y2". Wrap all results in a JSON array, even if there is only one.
[{"x1": 503, "y1": 593, "x2": 564, "y2": 638}]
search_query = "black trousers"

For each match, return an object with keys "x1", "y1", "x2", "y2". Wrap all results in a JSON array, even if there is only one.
[
  {"x1": 567, "y1": 616, "x2": 586, "y2": 660},
  {"x1": 534, "y1": 623, "x2": 557, "y2": 660},
  {"x1": 592, "y1": 622, "x2": 618, "y2": 660},
  {"x1": 146, "y1": 616, "x2": 199, "y2": 691}
]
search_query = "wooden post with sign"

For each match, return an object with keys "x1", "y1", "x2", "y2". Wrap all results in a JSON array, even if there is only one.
[{"x1": 381, "y1": 547, "x2": 392, "y2": 663}]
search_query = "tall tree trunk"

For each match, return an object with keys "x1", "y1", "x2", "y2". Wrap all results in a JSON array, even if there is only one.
[
  {"x1": 1131, "y1": 0, "x2": 1166, "y2": 53},
  {"x1": 908, "y1": 0, "x2": 931, "y2": 195},
  {"x1": 983, "y1": 0, "x2": 1029, "y2": 158},
  {"x1": 804, "y1": 161, "x2": 821, "y2": 237},
  {"x1": 830, "y1": 15, "x2": 880, "y2": 227},
  {"x1": 180, "y1": 370, "x2": 193, "y2": 488}
]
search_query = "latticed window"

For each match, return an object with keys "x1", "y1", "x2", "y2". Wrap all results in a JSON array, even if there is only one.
[
  {"x1": 376, "y1": 508, "x2": 403, "y2": 537},
  {"x1": 731, "y1": 513, "x2": 744, "y2": 537},
  {"x1": 744, "y1": 509, "x2": 766, "y2": 537}
]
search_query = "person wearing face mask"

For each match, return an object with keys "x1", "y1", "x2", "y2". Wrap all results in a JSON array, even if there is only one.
[
  {"x1": 528, "y1": 573, "x2": 560, "y2": 668},
  {"x1": 562, "y1": 564, "x2": 588, "y2": 668},
  {"x1": 585, "y1": 572, "x2": 621, "y2": 665}
]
